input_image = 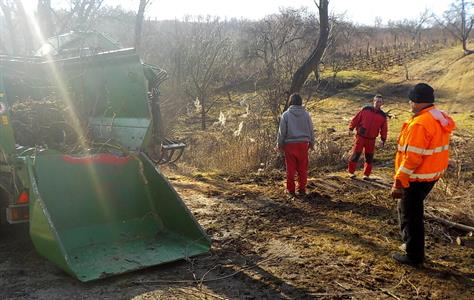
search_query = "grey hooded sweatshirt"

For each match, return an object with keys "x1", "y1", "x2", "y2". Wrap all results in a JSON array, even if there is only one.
[{"x1": 277, "y1": 105, "x2": 315, "y2": 147}]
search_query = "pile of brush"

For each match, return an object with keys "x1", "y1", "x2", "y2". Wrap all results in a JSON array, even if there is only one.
[{"x1": 10, "y1": 97, "x2": 82, "y2": 150}]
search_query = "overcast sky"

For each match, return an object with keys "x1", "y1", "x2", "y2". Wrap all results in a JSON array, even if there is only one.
[{"x1": 37, "y1": 0, "x2": 454, "y2": 25}]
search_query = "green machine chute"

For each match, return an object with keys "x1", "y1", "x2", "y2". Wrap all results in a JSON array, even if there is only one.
[{"x1": 27, "y1": 152, "x2": 209, "y2": 281}]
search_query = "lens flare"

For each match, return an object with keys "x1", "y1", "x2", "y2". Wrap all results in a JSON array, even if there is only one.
[{"x1": 19, "y1": 1, "x2": 110, "y2": 215}]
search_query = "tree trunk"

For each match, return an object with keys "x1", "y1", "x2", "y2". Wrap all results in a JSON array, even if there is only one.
[
  {"x1": 0, "y1": 1, "x2": 18, "y2": 54},
  {"x1": 462, "y1": 38, "x2": 474, "y2": 55},
  {"x1": 0, "y1": 37, "x2": 7, "y2": 53},
  {"x1": 201, "y1": 95, "x2": 207, "y2": 130},
  {"x1": 37, "y1": 0, "x2": 54, "y2": 38},
  {"x1": 404, "y1": 64, "x2": 410, "y2": 81},
  {"x1": 460, "y1": 0, "x2": 473, "y2": 55},
  {"x1": 134, "y1": 0, "x2": 148, "y2": 55},
  {"x1": 286, "y1": 0, "x2": 329, "y2": 110}
]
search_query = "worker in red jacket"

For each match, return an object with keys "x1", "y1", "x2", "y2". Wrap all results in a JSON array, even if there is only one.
[{"x1": 348, "y1": 94, "x2": 388, "y2": 179}]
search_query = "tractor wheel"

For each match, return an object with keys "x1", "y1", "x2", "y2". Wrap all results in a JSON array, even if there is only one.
[{"x1": 0, "y1": 187, "x2": 11, "y2": 227}]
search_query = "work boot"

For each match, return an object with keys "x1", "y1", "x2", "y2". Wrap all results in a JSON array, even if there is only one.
[
  {"x1": 348, "y1": 172, "x2": 356, "y2": 179},
  {"x1": 363, "y1": 175, "x2": 370, "y2": 180},
  {"x1": 297, "y1": 190, "x2": 307, "y2": 199},
  {"x1": 286, "y1": 190, "x2": 297, "y2": 199},
  {"x1": 391, "y1": 252, "x2": 423, "y2": 267}
]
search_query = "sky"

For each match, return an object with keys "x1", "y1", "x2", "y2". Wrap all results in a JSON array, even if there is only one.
[
  {"x1": 33, "y1": 0, "x2": 454, "y2": 25},
  {"x1": 126, "y1": 0, "x2": 454, "y2": 25}
]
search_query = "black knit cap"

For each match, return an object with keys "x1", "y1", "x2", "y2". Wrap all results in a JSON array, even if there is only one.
[{"x1": 408, "y1": 83, "x2": 435, "y2": 103}]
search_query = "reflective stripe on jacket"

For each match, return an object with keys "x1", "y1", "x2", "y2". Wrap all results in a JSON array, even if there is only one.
[{"x1": 394, "y1": 106, "x2": 455, "y2": 188}]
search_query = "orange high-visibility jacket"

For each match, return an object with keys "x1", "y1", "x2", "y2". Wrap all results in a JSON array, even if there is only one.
[{"x1": 394, "y1": 106, "x2": 455, "y2": 188}]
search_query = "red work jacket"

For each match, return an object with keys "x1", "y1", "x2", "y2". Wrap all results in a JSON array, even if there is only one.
[{"x1": 349, "y1": 106, "x2": 388, "y2": 141}]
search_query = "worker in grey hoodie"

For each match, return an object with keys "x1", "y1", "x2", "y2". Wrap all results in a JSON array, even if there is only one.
[{"x1": 277, "y1": 93, "x2": 315, "y2": 197}]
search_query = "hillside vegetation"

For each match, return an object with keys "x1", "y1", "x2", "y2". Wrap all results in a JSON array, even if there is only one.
[{"x1": 154, "y1": 45, "x2": 474, "y2": 299}]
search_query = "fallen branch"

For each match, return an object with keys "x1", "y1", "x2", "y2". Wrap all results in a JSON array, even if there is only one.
[
  {"x1": 176, "y1": 288, "x2": 228, "y2": 300},
  {"x1": 310, "y1": 291, "x2": 374, "y2": 297},
  {"x1": 131, "y1": 255, "x2": 278, "y2": 285},
  {"x1": 380, "y1": 288, "x2": 401, "y2": 300},
  {"x1": 425, "y1": 212, "x2": 474, "y2": 233}
]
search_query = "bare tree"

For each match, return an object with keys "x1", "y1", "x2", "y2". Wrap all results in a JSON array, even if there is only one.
[
  {"x1": 56, "y1": 0, "x2": 105, "y2": 33},
  {"x1": 134, "y1": 0, "x2": 151, "y2": 54},
  {"x1": 181, "y1": 17, "x2": 232, "y2": 130},
  {"x1": 0, "y1": 0, "x2": 18, "y2": 54},
  {"x1": 288, "y1": 0, "x2": 329, "y2": 106},
  {"x1": 395, "y1": 9, "x2": 432, "y2": 48},
  {"x1": 322, "y1": 18, "x2": 354, "y2": 87},
  {"x1": 437, "y1": 0, "x2": 474, "y2": 55},
  {"x1": 37, "y1": 0, "x2": 54, "y2": 38},
  {"x1": 246, "y1": 8, "x2": 315, "y2": 125},
  {"x1": 0, "y1": 36, "x2": 6, "y2": 53},
  {"x1": 374, "y1": 16, "x2": 383, "y2": 28},
  {"x1": 248, "y1": 9, "x2": 310, "y2": 81},
  {"x1": 387, "y1": 20, "x2": 402, "y2": 47}
]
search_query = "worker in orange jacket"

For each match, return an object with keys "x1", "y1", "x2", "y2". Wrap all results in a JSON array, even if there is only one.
[
  {"x1": 348, "y1": 94, "x2": 388, "y2": 179},
  {"x1": 391, "y1": 83, "x2": 455, "y2": 266}
]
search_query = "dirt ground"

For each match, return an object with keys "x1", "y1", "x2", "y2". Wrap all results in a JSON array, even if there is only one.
[{"x1": 1, "y1": 167, "x2": 473, "y2": 300}]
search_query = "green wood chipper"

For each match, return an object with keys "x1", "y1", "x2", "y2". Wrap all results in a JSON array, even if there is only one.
[{"x1": 0, "y1": 33, "x2": 210, "y2": 282}]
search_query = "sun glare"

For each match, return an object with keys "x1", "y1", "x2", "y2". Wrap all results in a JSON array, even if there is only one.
[{"x1": 18, "y1": 0, "x2": 110, "y2": 213}]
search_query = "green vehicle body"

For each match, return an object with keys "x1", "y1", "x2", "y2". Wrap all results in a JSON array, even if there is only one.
[{"x1": 0, "y1": 33, "x2": 210, "y2": 282}]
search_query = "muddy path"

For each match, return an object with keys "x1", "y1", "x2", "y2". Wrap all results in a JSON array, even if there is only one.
[{"x1": 1, "y1": 169, "x2": 473, "y2": 299}]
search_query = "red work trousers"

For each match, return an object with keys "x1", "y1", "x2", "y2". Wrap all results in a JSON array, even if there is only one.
[
  {"x1": 283, "y1": 142, "x2": 309, "y2": 193},
  {"x1": 348, "y1": 135, "x2": 375, "y2": 176}
]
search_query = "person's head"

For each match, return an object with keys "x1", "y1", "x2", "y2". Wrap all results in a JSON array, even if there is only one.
[
  {"x1": 373, "y1": 94, "x2": 383, "y2": 110},
  {"x1": 408, "y1": 83, "x2": 435, "y2": 113},
  {"x1": 289, "y1": 93, "x2": 303, "y2": 106}
]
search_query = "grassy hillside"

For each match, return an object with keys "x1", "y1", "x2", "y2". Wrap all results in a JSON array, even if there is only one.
[
  {"x1": 407, "y1": 47, "x2": 474, "y2": 103},
  {"x1": 311, "y1": 45, "x2": 474, "y2": 135}
]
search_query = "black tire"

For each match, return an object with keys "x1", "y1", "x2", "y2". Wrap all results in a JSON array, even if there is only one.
[
  {"x1": 0, "y1": 193, "x2": 9, "y2": 227},
  {"x1": 0, "y1": 185, "x2": 13, "y2": 227}
]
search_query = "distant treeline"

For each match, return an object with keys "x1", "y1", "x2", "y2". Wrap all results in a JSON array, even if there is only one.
[{"x1": 1, "y1": 1, "x2": 472, "y2": 130}]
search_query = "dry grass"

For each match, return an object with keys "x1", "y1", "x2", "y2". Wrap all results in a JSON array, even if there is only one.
[
  {"x1": 182, "y1": 116, "x2": 275, "y2": 173},
  {"x1": 427, "y1": 131, "x2": 474, "y2": 227},
  {"x1": 310, "y1": 131, "x2": 348, "y2": 171},
  {"x1": 390, "y1": 46, "x2": 474, "y2": 103},
  {"x1": 183, "y1": 123, "x2": 350, "y2": 174},
  {"x1": 429, "y1": 180, "x2": 474, "y2": 227}
]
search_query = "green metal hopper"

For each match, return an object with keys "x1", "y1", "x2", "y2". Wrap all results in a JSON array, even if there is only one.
[{"x1": 27, "y1": 151, "x2": 210, "y2": 282}]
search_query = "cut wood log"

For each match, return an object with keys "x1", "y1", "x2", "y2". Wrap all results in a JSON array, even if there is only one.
[{"x1": 425, "y1": 212, "x2": 474, "y2": 233}]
